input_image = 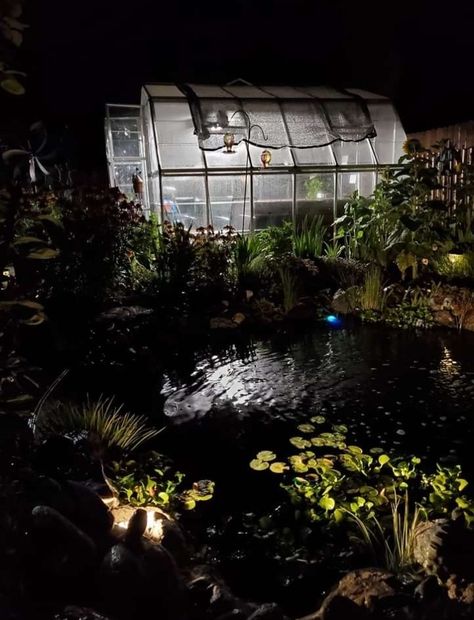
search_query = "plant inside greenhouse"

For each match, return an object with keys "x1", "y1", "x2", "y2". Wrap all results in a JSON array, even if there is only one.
[{"x1": 2, "y1": 1, "x2": 474, "y2": 619}]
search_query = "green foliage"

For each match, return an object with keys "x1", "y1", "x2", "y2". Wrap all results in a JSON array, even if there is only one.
[
  {"x1": 435, "y1": 252, "x2": 474, "y2": 280},
  {"x1": 0, "y1": 0, "x2": 26, "y2": 95},
  {"x1": 232, "y1": 233, "x2": 266, "y2": 286},
  {"x1": 278, "y1": 265, "x2": 301, "y2": 313},
  {"x1": 385, "y1": 288, "x2": 434, "y2": 329},
  {"x1": 35, "y1": 395, "x2": 161, "y2": 459},
  {"x1": 109, "y1": 451, "x2": 214, "y2": 513},
  {"x1": 255, "y1": 221, "x2": 293, "y2": 257},
  {"x1": 250, "y1": 421, "x2": 474, "y2": 532},
  {"x1": 348, "y1": 491, "x2": 423, "y2": 574},
  {"x1": 292, "y1": 215, "x2": 328, "y2": 260},
  {"x1": 358, "y1": 265, "x2": 385, "y2": 312}
]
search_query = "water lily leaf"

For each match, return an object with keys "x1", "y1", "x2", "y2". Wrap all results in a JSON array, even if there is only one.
[
  {"x1": 347, "y1": 445, "x2": 363, "y2": 454},
  {"x1": 310, "y1": 415, "x2": 326, "y2": 424},
  {"x1": 13, "y1": 236, "x2": 46, "y2": 245},
  {"x1": 27, "y1": 247, "x2": 59, "y2": 259},
  {"x1": 319, "y1": 496, "x2": 335, "y2": 511},
  {"x1": 458, "y1": 479, "x2": 469, "y2": 492},
  {"x1": 369, "y1": 447, "x2": 384, "y2": 454},
  {"x1": 297, "y1": 423, "x2": 315, "y2": 434},
  {"x1": 269, "y1": 462, "x2": 288, "y2": 474},
  {"x1": 290, "y1": 437, "x2": 311, "y2": 449},
  {"x1": 183, "y1": 497, "x2": 196, "y2": 510},
  {"x1": 250, "y1": 459, "x2": 270, "y2": 471},
  {"x1": 378, "y1": 454, "x2": 390, "y2": 466},
  {"x1": 257, "y1": 450, "x2": 276, "y2": 462},
  {"x1": 332, "y1": 424, "x2": 348, "y2": 433},
  {"x1": 1, "y1": 76, "x2": 25, "y2": 95},
  {"x1": 158, "y1": 491, "x2": 169, "y2": 503}
]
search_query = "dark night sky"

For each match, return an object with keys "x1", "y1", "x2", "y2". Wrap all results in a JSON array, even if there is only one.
[{"x1": 7, "y1": 0, "x2": 474, "y2": 173}]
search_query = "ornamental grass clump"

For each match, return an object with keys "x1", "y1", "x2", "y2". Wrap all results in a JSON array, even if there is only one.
[{"x1": 35, "y1": 395, "x2": 161, "y2": 459}]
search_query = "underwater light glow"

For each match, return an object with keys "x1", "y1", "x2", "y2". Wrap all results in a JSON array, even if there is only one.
[{"x1": 326, "y1": 314, "x2": 341, "y2": 326}]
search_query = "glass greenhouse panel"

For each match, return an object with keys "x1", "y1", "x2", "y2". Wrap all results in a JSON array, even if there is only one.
[
  {"x1": 254, "y1": 174, "x2": 293, "y2": 229},
  {"x1": 154, "y1": 101, "x2": 204, "y2": 169},
  {"x1": 147, "y1": 176, "x2": 161, "y2": 215},
  {"x1": 367, "y1": 102, "x2": 406, "y2": 164},
  {"x1": 161, "y1": 176, "x2": 207, "y2": 228},
  {"x1": 296, "y1": 173, "x2": 335, "y2": 225},
  {"x1": 208, "y1": 175, "x2": 251, "y2": 232},
  {"x1": 337, "y1": 171, "x2": 376, "y2": 215},
  {"x1": 205, "y1": 142, "x2": 249, "y2": 168},
  {"x1": 248, "y1": 144, "x2": 293, "y2": 167},
  {"x1": 142, "y1": 103, "x2": 159, "y2": 174},
  {"x1": 111, "y1": 162, "x2": 144, "y2": 198},
  {"x1": 332, "y1": 139, "x2": 375, "y2": 165},
  {"x1": 293, "y1": 145, "x2": 335, "y2": 165},
  {"x1": 109, "y1": 118, "x2": 142, "y2": 158}
]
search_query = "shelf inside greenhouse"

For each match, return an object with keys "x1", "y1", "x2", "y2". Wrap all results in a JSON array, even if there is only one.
[{"x1": 106, "y1": 84, "x2": 406, "y2": 229}]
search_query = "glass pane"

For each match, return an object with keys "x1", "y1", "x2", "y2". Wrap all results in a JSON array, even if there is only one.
[
  {"x1": 208, "y1": 175, "x2": 251, "y2": 232},
  {"x1": 248, "y1": 144, "x2": 293, "y2": 167},
  {"x1": 155, "y1": 101, "x2": 204, "y2": 169},
  {"x1": 107, "y1": 105, "x2": 140, "y2": 117},
  {"x1": 241, "y1": 100, "x2": 289, "y2": 148},
  {"x1": 296, "y1": 173, "x2": 335, "y2": 225},
  {"x1": 161, "y1": 176, "x2": 207, "y2": 228},
  {"x1": 253, "y1": 174, "x2": 293, "y2": 229},
  {"x1": 143, "y1": 103, "x2": 159, "y2": 173},
  {"x1": 110, "y1": 117, "x2": 142, "y2": 158},
  {"x1": 368, "y1": 102, "x2": 406, "y2": 164},
  {"x1": 205, "y1": 142, "x2": 249, "y2": 168},
  {"x1": 337, "y1": 172, "x2": 376, "y2": 215},
  {"x1": 112, "y1": 162, "x2": 144, "y2": 198},
  {"x1": 332, "y1": 139, "x2": 374, "y2": 165},
  {"x1": 147, "y1": 176, "x2": 161, "y2": 216},
  {"x1": 293, "y1": 146, "x2": 335, "y2": 165}
]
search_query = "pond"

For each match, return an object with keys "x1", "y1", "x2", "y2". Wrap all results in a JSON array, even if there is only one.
[{"x1": 161, "y1": 322, "x2": 474, "y2": 479}]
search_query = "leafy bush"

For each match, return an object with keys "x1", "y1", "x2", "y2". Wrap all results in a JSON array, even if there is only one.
[
  {"x1": 109, "y1": 451, "x2": 214, "y2": 513},
  {"x1": 385, "y1": 287, "x2": 434, "y2": 329},
  {"x1": 48, "y1": 188, "x2": 146, "y2": 301},
  {"x1": 434, "y1": 252, "x2": 474, "y2": 280}
]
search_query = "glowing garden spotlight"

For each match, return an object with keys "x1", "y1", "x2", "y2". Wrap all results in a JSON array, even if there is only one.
[{"x1": 325, "y1": 314, "x2": 342, "y2": 326}]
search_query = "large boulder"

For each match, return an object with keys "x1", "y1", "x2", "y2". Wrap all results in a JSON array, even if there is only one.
[
  {"x1": 413, "y1": 516, "x2": 474, "y2": 582},
  {"x1": 331, "y1": 288, "x2": 358, "y2": 315},
  {"x1": 30, "y1": 505, "x2": 97, "y2": 579},
  {"x1": 100, "y1": 509, "x2": 187, "y2": 620},
  {"x1": 301, "y1": 568, "x2": 414, "y2": 619}
]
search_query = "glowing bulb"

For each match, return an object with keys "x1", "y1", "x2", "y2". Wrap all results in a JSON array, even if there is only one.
[{"x1": 326, "y1": 314, "x2": 341, "y2": 326}]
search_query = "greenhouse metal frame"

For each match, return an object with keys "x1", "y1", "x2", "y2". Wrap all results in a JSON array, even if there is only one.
[{"x1": 106, "y1": 83, "x2": 406, "y2": 230}]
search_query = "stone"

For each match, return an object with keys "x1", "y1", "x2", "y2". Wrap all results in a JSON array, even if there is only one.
[
  {"x1": 308, "y1": 569, "x2": 413, "y2": 619},
  {"x1": 210, "y1": 317, "x2": 238, "y2": 330},
  {"x1": 62, "y1": 480, "x2": 114, "y2": 541},
  {"x1": 97, "y1": 306, "x2": 154, "y2": 322},
  {"x1": 53, "y1": 606, "x2": 112, "y2": 620},
  {"x1": 232, "y1": 312, "x2": 246, "y2": 325},
  {"x1": 101, "y1": 538, "x2": 186, "y2": 620},
  {"x1": 331, "y1": 288, "x2": 357, "y2": 315},
  {"x1": 30, "y1": 505, "x2": 97, "y2": 579},
  {"x1": 248, "y1": 603, "x2": 289, "y2": 619},
  {"x1": 463, "y1": 309, "x2": 474, "y2": 331},
  {"x1": 125, "y1": 508, "x2": 147, "y2": 543},
  {"x1": 161, "y1": 518, "x2": 189, "y2": 566},
  {"x1": 245, "y1": 290, "x2": 254, "y2": 301},
  {"x1": 432, "y1": 310, "x2": 455, "y2": 329},
  {"x1": 285, "y1": 299, "x2": 317, "y2": 321}
]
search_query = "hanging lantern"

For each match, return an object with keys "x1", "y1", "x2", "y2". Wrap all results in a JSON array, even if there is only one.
[
  {"x1": 261, "y1": 150, "x2": 272, "y2": 168},
  {"x1": 223, "y1": 132, "x2": 235, "y2": 153}
]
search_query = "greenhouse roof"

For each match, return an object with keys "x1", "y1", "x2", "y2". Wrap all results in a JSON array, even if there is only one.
[{"x1": 141, "y1": 83, "x2": 392, "y2": 151}]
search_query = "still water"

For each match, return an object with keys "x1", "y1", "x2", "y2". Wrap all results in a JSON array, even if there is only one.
[{"x1": 161, "y1": 324, "x2": 474, "y2": 477}]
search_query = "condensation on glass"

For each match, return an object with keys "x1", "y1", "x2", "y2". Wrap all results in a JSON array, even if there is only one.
[{"x1": 106, "y1": 84, "x2": 406, "y2": 229}]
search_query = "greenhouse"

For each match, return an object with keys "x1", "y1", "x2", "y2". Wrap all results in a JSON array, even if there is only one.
[{"x1": 106, "y1": 83, "x2": 406, "y2": 230}]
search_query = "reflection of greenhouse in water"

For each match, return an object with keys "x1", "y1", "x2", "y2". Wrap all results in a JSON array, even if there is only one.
[{"x1": 105, "y1": 83, "x2": 406, "y2": 230}]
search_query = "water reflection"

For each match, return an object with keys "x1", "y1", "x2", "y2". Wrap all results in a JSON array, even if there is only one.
[{"x1": 162, "y1": 325, "x2": 474, "y2": 471}]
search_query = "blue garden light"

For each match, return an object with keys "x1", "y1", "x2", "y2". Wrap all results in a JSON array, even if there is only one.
[{"x1": 325, "y1": 314, "x2": 342, "y2": 326}]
